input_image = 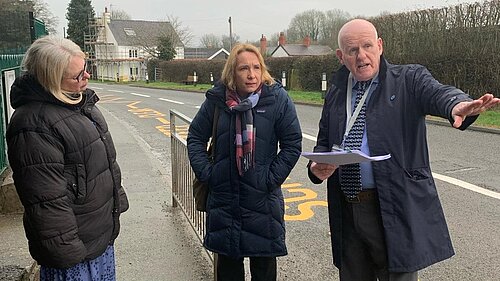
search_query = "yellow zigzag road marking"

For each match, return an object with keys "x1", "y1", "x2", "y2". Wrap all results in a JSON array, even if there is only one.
[
  {"x1": 127, "y1": 101, "x2": 141, "y2": 109},
  {"x1": 155, "y1": 123, "x2": 188, "y2": 138},
  {"x1": 284, "y1": 188, "x2": 318, "y2": 203},
  {"x1": 128, "y1": 108, "x2": 166, "y2": 118},
  {"x1": 99, "y1": 95, "x2": 137, "y2": 104},
  {"x1": 285, "y1": 201, "x2": 329, "y2": 221},
  {"x1": 156, "y1": 117, "x2": 170, "y2": 125},
  {"x1": 281, "y1": 182, "x2": 328, "y2": 221},
  {"x1": 281, "y1": 183, "x2": 302, "y2": 189}
]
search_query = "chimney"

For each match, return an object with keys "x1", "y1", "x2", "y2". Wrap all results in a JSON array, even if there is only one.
[
  {"x1": 260, "y1": 34, "x2": 267, "y2": 55},
  {"x1": 104, "y1": 7, "x2": 111, "y2": 24},
  {"x1": 303, "y1": 35, "x2": 311, "y2": 47},
  {"x1": 278, "y1": 32, "x2": 286, "y2": 46}
]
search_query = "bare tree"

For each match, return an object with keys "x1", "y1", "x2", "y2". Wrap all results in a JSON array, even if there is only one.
[
  {"x1": 31, "y1": 0, "x2": 59, "y2": 35},
  {"x1": 199, "y1": 34, "x2": 223, "y2": 48},
  {"x1": 0, "y1": 0, "x2": 58, "y2": 48},
  {"x1": 165, "y1": 14, "x2": 193, "y2": 47},
  {"x1": 320, "y1": 9, "x2": 351, "y2": 49},
  {"x1": 110, "y1": 8, "x2": 131, "y2": 20},
  {"x1": 287, "y1": 9, "x2": 326, "y2": 43},
  {"x1": 267, "y1": 32, "x2": 281, "y2": 48},
  {"x1": 1, "y1": 0, "x2": 59, "y2": 34},
  {"x1": 222, "y1": 33, "x2": 240, "y2": 51}
]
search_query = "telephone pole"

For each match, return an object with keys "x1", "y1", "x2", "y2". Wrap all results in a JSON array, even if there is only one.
[{"x1": 228, "y1": 16, "x2": 232, "y2": 51}]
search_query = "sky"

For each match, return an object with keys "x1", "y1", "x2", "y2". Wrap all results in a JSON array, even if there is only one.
[{"x1": 44, "y1": 0, "x2": 479, "y2": 47}]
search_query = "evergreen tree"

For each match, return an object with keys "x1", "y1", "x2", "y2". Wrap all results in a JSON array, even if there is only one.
[
  {"x1": 156, "y1": 36, "x2": 176, "y2": 61},
  {"x1": 66, "y1": 0, "x2": 94, "y2": 49}
]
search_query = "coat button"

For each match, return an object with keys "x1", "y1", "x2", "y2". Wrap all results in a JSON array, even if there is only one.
[{"x1": 390, "y1": 95, "x2": 396, "y2": 101}]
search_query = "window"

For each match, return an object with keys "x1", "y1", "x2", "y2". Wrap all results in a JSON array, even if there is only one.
[
  {"x1": 124, "y1": 28, "x2": 136, "y2": 36},
  {"x1": 129, "y1": 49, "x2": 138, "y2": 58}
]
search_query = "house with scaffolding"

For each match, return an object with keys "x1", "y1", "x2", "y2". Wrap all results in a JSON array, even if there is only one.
[{"x1": 84, "y1": 8, "x2": 183, "y2": 82}]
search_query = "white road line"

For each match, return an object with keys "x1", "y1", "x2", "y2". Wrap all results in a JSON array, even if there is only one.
[
  {"x1": 432, "y1": 173, "x2": 500, "y2": 200},
  {"x1": 304, "y1": 134, "x2": 500, "y2": 200},
  {"x1": 443, "y1": 167, "x2": 477, "y2": 174},
  {"x1": 130, "y1": 93, "x2": 150, "y2": 98},
  {"x1": 92, "y1": 87, "x2": 103, "y2": 90},
  {"x1": 302, "y1": 133, "x2": 317, "y2": 141},
  {"x1": 158, "y1": 98, "x2": 184, "y2": 105},
  {"x1": 108, "y1": 90, "x2": 124, "y2": 93}
]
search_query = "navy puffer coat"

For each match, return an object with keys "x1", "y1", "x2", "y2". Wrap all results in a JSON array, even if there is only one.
[{"x1": 187, "y1": 81, "x2": 302, "y2": 258}]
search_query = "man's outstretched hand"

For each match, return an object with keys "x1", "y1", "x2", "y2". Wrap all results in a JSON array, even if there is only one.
[{"x1": 452, "y1": 93, "x2": 500, "y2": 128}]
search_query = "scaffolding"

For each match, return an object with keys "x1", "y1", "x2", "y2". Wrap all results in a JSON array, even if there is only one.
[{"x1": 84, "y1": 11, "x2": 148, "y2": 82}]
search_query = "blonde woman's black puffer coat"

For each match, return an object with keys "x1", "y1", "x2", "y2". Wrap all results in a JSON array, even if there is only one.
[{"x1": 6, "y1": 74, "x2": 129, "y2": 268}]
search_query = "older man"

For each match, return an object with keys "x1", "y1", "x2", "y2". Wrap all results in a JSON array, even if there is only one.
[{"x1": 308, "y1": 18, "x2": 499, "y2": 281}]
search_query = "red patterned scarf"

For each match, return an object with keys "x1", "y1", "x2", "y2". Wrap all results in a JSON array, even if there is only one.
[{"x1": 225, "y1": 86, "x2": 262, "y2": 175}]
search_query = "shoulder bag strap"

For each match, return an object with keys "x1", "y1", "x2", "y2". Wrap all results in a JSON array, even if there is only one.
[{"x1": 208, "y1": 106, "x2": 219, "y2": 158}]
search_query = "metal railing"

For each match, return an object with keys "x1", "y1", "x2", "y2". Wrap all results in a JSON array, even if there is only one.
[{"x1": 169, "y1": 109, "x2": 213, "y2": 264}]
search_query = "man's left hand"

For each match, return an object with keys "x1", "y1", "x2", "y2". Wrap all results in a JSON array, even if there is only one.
[{"x1": 452, "y1": 93, "x2": 500, "y2": 128}]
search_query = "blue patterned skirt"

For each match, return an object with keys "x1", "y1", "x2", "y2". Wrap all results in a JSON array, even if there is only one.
[{"x1": 40, "y1": 245, "x2": 116, "y2": 281}]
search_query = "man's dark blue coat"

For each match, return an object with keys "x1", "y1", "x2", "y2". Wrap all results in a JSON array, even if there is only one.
[{"x1": 309, "y1": 58, "x2": 477, "y2": 272}]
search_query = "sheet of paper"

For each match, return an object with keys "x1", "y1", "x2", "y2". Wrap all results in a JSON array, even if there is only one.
[{"x1": 301, "y1": 150, "x2": 391, "y2": 165}]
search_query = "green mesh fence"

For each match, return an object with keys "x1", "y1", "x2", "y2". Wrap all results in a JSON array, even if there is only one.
[{"x1": 0, "y1": 51, "x2": 25, "y2": 173}]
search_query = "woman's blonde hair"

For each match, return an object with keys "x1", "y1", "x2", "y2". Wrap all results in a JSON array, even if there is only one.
[
  {"x1": 221, "y1": 43, "x2": 274, "y2": 91},
  {"x1": 22, "y1": 35, "x2": 85, "y2": 104}
]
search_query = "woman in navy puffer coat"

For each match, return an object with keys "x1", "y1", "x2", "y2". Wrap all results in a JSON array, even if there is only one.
[{"x1": 188, "y1": 44, "x2": 302, "y2": 281}]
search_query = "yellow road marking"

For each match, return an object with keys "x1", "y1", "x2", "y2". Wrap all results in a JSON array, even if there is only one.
[
  {"x1": 281, "y1": 183, "x2": 302, "y2": 189},
  {"x1": 156, "y1": 117, "x2": 170, "y2": 125},
  {"x1": 128, "y1": 108, "x2": 166, "y2": 118},
  {"x1": 285, "y1": 201, "x2": 329, "y2": 221},
  {"x1": 127, "y1": 101, "x2": 141, "y2": 109},
  {"x1": 284, "y1": 188, "x2": 318, "y2": 203}
]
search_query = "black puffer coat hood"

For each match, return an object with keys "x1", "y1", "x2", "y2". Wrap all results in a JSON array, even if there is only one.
[{"x1": 10, "y1": 73, "x2": 66, "y2": 108}]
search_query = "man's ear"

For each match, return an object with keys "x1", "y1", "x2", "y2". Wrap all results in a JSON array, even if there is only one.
[
  {"x1": 377, "y1": 38, "x2": 384, "y2": 55},
  {"x1": 336, "y1": 49, "x2": 344, "y2": 64}
]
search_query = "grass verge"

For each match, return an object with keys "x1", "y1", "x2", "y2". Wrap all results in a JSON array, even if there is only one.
[{"x1": 92, "y1": 80, "x2": 499, "y2": 128}]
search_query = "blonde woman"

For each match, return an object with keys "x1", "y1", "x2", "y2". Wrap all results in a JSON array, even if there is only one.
[
  {"x1": 187, "y1": 44, "x2": 302, "y2": 281},
  {"x1": 7, "y1": 35, "x2": 128, "y2": 281}
]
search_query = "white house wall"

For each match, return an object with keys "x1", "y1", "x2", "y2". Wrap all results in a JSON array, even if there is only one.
[
  {"x1": 175, "y1": 46, "x2": 184, "y2": 59},
  {"x1": 271, "y1": 47, "x2": 289, "y2": 58}
]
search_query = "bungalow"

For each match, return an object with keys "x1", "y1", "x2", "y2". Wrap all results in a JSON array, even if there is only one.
[{"x1": 269, "y1": 32, "x2": 333, "y2": 57}]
